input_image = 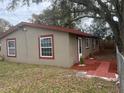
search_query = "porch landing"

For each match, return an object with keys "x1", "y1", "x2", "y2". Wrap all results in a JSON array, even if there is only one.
[{"x1": 71, "y1": 58, "x2": 117, "y2": 79}]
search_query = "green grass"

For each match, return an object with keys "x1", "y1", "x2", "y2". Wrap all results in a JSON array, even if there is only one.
[{"x1": 0, "y1": 61, "x2": 117, "y2": 93}]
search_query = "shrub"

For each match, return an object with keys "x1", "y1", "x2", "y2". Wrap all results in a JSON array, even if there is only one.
[
  {"x1": 89, "y1": 53, "x2": 93, "y2": 58},
  {"x1": 80, "y1": 56, "x2": 84, "y2": 64}
]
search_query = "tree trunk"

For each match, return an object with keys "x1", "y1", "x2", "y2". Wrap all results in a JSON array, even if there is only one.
[
  {"x1": 111, "y1": 24, "x2": 124, "y2": 56},
  {"x1": 118, "y1": 0, "x2": 124, "y2": 55},
  {"x1": 107, "y1": 19, "x2": 124, "y2": 54},
  {"x1": 119, "y1": 23, "x2": 124, "y2": 55}
]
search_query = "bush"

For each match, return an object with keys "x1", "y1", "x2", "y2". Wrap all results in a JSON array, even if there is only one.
[
  {"x1": 80, "y1": 56, "x2": 84, "y2": 64},
  {"x1": 89, "y1": 53, "x2": 93, "y2": 58}
]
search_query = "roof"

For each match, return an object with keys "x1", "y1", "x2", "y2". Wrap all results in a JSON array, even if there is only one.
[{"x1": 0, "y1": 22, "x2": 97, "y2": 39}]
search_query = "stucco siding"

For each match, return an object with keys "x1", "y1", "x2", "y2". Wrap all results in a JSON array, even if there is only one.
[
  {"x1": 1, "y1": 26, "x2": 99, "y2": 67},
  {"x1": 83, "y1": 38, "x2": 92, "y2": 58},
  {"x1": 69, "y1": 34, "x2": 78, "y2": 64},
  {"x1": 25, "y1": 27, "x2": 71, "y2": 67},
  {"x1": 1, "y1": 30, "x2": 27, "y2": 62},
  {"x1": 93, "y1": 39, "x2": 99, "y2": 53},
  {"x1": 1, "y1": 27, "x2": 72, "y2": 67},
  {"x1": 82, "y1": 38, "x2": 99, "y2": 58}
]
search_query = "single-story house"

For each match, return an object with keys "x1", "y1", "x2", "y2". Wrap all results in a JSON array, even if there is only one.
[{"x1": 0, "y1": 22, "x2": 99, "y2": 67}]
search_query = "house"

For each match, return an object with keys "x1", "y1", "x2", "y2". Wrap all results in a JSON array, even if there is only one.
[{"x1": 0, "y1": 22, "x2": 99, "y2": 67}]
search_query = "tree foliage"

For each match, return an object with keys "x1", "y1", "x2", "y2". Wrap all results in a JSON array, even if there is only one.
[
  {"x1": 68, "y1": 0, "x2": 124, "y2": 53},
  {"x1": 85, "y1": 19, "x2": 113, "y2": 39},
  {"x1": 8, "y1": 0, "x2": 124, "y2": 53},
  {"x1": 8, "y1": 0, "x2": 43, "y2": 10},
  {"x1": 31, "y1": 0, "x2": 75, "y2": 28},
  {"x1": 0, "y1": 18, "x2": 11, "y2": 33}
]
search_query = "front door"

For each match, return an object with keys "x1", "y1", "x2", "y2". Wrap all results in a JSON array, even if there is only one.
[{"x1": 78, "y1": 38, "x2": 83, "y2": 61}]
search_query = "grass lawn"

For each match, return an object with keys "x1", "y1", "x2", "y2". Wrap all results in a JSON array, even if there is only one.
[{"x1": 0, "y1": 61, "x2": 117, "y2": 93}]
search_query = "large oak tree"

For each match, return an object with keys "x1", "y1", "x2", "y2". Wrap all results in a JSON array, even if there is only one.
[
  {"x1": 31, "y1": 0, "x2": 74, "y2": 28},
  {"x1": 0, "y1": 18, "x2": 11, "y2": 32},
  {"x1": 9, "y1": 0, "x2": 124, "y2": 54},
  {"x1": 69, "y1": 0, "x2": 123, "y2": 54}
]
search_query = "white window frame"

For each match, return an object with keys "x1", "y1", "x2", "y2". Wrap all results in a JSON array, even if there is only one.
[
  {"x1": 7, "y1": 39, "x2": 16, "y2": 57},
  {"x1": 39, "y1": 36, "x2": 53, "y2": 58}
]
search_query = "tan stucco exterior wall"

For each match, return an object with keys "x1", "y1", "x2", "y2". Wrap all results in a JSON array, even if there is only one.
[
  {"x1": 1, "y1": 27, "x2": 73, "y2": 67},
  {"x1": 83, "y1": 38, "x2": 99, "y2": 58},
  {"x1": 69, "y1": 34, "x2": 78, "y2": 64},
  {"x1": 93, "y1": 38, "x2": 100, "y2": 53},
  {"x1": 83, "y1": 38, "x2": 92, "y2": 58},
  {"x1": 1, "y1": 30, "x2": 27, "y2": 62},
  {"x1": 78, "y1": 37, "x2": 99, "y2": 59},
  {"x1": 68, "y1": 35, "x2": 99, "y2": 64},
  {"x1": 1, "y1": 27, "x2": 99, "y2": 67}
]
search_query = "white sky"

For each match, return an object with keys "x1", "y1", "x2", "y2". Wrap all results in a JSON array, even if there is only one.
[
  {"x1": 0, "y1": 0, "x2": 93, "y2": 28},
  {"x1": 0, "y1": 1, "x2": 51, "y2": 25},
  {"x1": 75, "y1": 18, "x2": 93, "y2": 31}
]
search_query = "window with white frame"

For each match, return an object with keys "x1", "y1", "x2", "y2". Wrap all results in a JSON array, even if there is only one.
[
  {"x1": 7, "y1": 39, "x2": 16, "y2": 57},
  {"x1": 39, "y1": 35, "x2": 54, "y2": 58},
  {"x1": 85, "y1": 38, "x2": 89, "y2": 48}
]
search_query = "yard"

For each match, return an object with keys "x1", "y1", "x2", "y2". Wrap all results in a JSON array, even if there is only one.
[{"x1": 0, "y1": 61, "x2": 117, "y2": 93}]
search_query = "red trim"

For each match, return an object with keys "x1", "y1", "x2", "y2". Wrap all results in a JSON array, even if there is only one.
[
  {"x1": 6, "y1": 38, "x2": 17, "y2": 57},
  {"x1": 38, "y1": 34, "x2": 55, "y2": 60},
  {"x1": 21, "y1": 22, "x2": 91, "y2": 37},
  {"x1": 0, "y1": 22, "x2": 98, "y2": 39}
]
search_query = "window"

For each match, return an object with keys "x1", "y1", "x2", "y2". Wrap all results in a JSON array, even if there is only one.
[
  {"x1": 85, "y1": 38, "x2": 89, "y2": 48},
  {"x1": 39, "y1": 35, "x2": 54, "y2": 59},
  {"x1": 7, "y1": 39, "x2": 16, "y2": 57}
]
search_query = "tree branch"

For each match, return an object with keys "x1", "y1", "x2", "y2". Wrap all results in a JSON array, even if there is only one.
[{"x1": 71, "y1": 15, "x2": 102, "y2": 22}]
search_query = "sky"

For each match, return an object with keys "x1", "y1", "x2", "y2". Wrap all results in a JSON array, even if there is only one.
[
  {"x1": 0, "y1": 1, "x2": 51, "y2": 25},
  {"x1": 0, "y1": 0, "x2": 93, "y2": 28}
]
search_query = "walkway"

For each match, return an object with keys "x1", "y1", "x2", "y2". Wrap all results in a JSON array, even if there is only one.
[
  {"x1": 87, "y1": 61, "x2": 116, "y2": 78},
  {"x1": 71, "y1": 49, "x2": 117, "y2": 79}
]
